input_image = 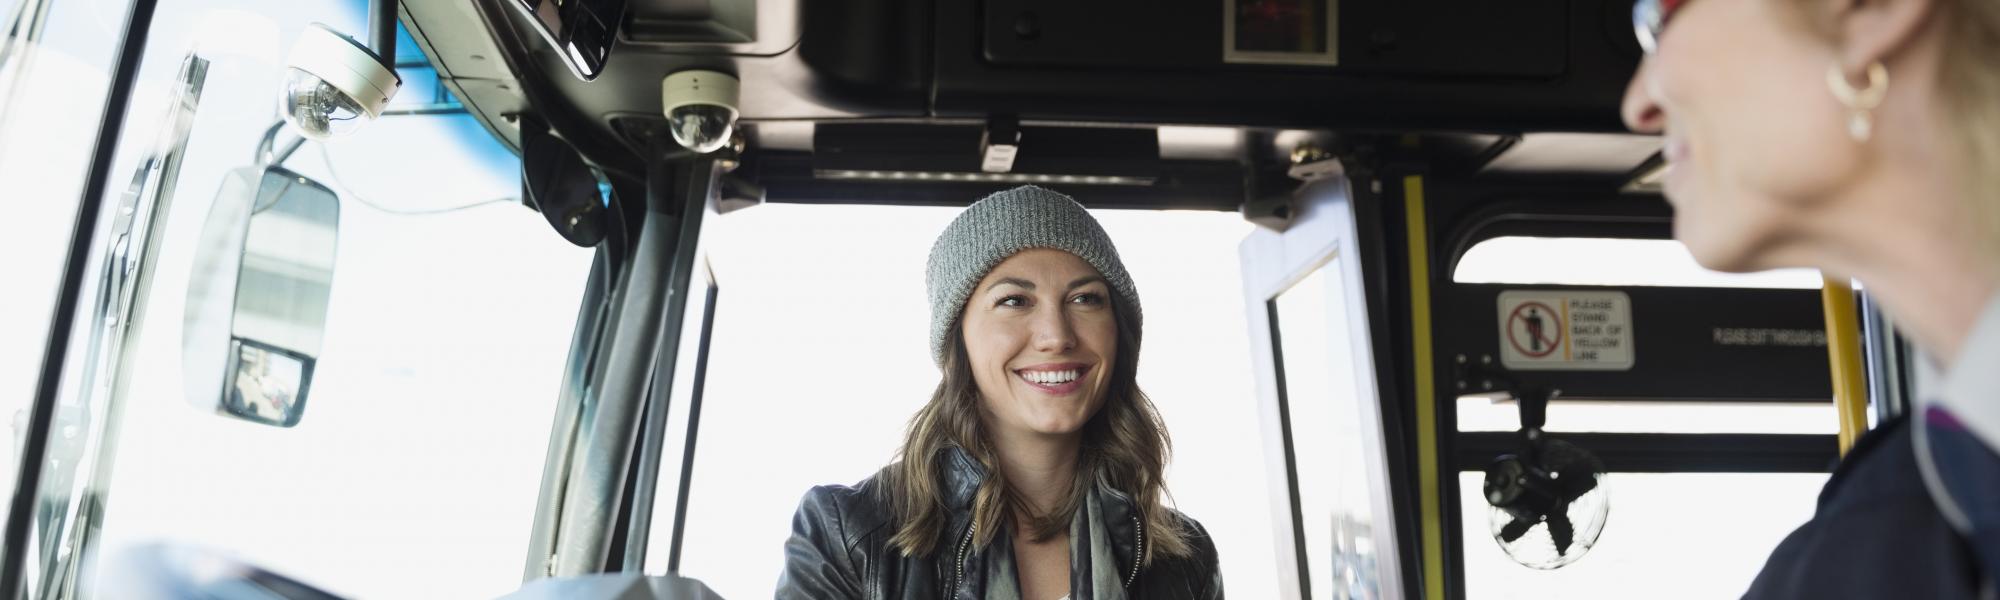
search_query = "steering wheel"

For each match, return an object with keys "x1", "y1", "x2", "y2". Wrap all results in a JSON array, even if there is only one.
[{"x1": 93, "y1": 542, "x2": 346, "y2": 600}]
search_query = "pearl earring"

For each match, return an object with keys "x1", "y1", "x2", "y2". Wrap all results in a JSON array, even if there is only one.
[{"x1": 1826, "y1": 61, "x2": 1890, "y2": 142}]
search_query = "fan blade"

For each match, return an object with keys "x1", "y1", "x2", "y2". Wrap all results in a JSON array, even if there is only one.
[
  {"x1": 1548, "y1": 512, "x2": 1575, "y2": 556},
  {"x1": 1556, "y1": 468, "x2": 1599, "y2": 501},
  {"x1": 1499, "y1": 517, "x2": 1536, "y2": 543},
  {"x1": 1539, "y1": 438, "x2": 1607, "y2": 502}
]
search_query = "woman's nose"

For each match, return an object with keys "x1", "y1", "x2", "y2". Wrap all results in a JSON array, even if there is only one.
[
  {"x1": 1030, "y1": 307, "x2": 1078, "y2": 353},
  {"x1": 1622, "y1": 59, "x2": 1667, "y2": 134}
]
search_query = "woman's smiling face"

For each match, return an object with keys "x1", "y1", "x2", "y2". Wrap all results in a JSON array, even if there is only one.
[
  {"x1": 1621, "y1": 0, "x2": 1884, "y2": 273},
  {"x1": 959, "y1": 249, "x2": 1118, "y2": 439}
]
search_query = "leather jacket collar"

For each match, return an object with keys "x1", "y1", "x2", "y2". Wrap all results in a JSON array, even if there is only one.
[
  {"x1": 775, "y1": 446, "x2": 1220, "y2": 599},
  {"x1": 934, "y1": 446, "x2": 1143, "y2": 597}
]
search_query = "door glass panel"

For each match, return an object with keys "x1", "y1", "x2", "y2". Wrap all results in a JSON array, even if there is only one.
[
  {"x1": 1458, "y1": 471, "x2": 1825, "y2": 599},
  {"x1": 0, "y1": 0, "x2": 134, "y2": 540},
  {"x1": 24, "y1": 1, "x2": 594, "y2": 597},
  {"x1": 1272, "y1": 263, "x2": 1382, "y2": 600}
]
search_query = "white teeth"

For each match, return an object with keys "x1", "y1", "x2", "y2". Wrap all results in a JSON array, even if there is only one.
[{"x1": 1021, "y1": 369, "x2": 1080, "y2": 385}]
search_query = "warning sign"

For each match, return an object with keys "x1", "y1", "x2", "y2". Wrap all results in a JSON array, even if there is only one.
[{"x1": 1497, "y1": 290, "x2": 1635, "y2": 371}]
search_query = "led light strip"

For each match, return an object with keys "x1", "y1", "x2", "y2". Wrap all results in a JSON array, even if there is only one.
[{"x1": 814, "y1": 170, "x2": 1154, "y2": 186}]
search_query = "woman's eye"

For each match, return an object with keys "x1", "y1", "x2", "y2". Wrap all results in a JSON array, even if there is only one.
[
  {"x1": 997, "y1": 295, "x2": 1028, "y2": 308},
  {"x1": 1070, "y1": 293, "x2": 1105, "y2": 305}
]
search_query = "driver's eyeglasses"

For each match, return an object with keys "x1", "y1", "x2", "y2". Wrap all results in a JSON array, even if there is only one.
[{"x1": 1633, "y1": 0, "x2": 1691, "y2": 54}]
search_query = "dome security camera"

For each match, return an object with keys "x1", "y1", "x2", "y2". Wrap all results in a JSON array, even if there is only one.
[
  {"x1": 662, "y1": 70, "x2": 739, "y2": 154},
  {"x1": 279, "y1": 23, "x2": 401, "y2": 140}
]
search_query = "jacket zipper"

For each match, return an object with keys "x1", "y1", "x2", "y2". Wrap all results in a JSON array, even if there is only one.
[
  {"x1": 1125, "y1": 514, "x2": 1145, "y2": 589},
  {"x1": 947, "y1": 522, "x2": 976, "y2": 597}
]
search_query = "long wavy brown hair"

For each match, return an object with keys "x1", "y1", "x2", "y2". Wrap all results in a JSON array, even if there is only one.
[{"x1": 874, "y1": 291, "x2": 1191, "y2": 562}]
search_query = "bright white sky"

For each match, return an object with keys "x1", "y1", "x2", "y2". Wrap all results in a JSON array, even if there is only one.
[{"x1": 0, "y1": 2, "x2": 1838, "y2": 598}]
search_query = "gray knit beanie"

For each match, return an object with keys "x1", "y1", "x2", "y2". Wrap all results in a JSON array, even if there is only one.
[{"x1": 925, "y1": 186, "x2": 1141, "y2": 367}]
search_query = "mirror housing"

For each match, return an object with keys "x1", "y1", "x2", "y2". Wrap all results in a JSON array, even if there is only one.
[
  {"x1": 521, "y1": 115, "x2": 608, "y2": 247},
  {"x1": 183, "y1": 166, "x2": 339, "y2": 427}
]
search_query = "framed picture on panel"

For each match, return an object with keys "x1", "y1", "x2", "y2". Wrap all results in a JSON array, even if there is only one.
[{"x1": 1224, "y1": 0, "x2": 1340, "y2": 66}]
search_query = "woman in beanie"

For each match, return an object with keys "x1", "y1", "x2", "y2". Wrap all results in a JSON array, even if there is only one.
[{"x1": 776, "y1": 186, "x2": 1221, "y2": 599}]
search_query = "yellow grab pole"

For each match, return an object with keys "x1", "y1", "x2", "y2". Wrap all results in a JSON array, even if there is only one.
[
  {"x1": 1402, "y1": 176, "x2": 1445, "y2": 600},
  {"x1": 1821, "y1": 276, "x2": 1870, "y2": 455}
]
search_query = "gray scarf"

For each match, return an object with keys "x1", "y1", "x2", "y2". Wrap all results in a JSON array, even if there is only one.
[{"x1": 980, "y1": 485, "x2": 1130, "y2": 600}]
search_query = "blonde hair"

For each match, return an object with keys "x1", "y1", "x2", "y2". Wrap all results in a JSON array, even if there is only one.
[
  {"x1": 1932, "y1": 0, "x2": 2000, "y2": 254},
  {"x1": 1789, "y1": 0, "x2": 2000, "y2": 253},
  {"x1": 874, "y1": 292, "x2": 1192, "y2": 562}
]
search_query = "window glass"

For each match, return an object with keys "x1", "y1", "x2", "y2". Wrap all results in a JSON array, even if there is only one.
[
  {"x1": 0, "y1": 0, "x2": 134, "y2": 533},
  {"x1": 1457, "y1": 471, "x2": 1824, "y2": 599},
  {"x1": 1273, "y1": 264, "x2": 1386, "y2": 599},
  {"x1": 1453, "y1": 237, "x2": 1821, "y2": 289},
  {"x1": 31, "y1": 1, "x2": 593, "y2": 597},
  {"x1": 672, "y1": 204, "x2": 1280, "y2": 599},
  {"x1": 1454, "y1": 236, "x2": 1834, "y2": 598},
  {"x1": 1456, "y1": 397, "x2": 1838, "y2": 435}
]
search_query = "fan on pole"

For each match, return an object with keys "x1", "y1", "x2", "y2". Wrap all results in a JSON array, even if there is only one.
[{"x1": 1461, "y1": 361, "x2": 1610, "y2": 570}]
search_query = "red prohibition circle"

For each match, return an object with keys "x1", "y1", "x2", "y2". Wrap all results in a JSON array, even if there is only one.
[{"x1": 1507, "y1": 301, "x2": 1562, "y2": 358}]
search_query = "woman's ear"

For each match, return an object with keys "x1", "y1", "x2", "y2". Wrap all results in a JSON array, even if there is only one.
[{"x1": 1833, "y1": 0, "x2": 1937, "y2": 71}]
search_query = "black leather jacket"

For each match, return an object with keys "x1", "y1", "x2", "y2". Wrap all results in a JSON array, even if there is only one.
[{"x1": 777, "y1": 448, "x2": 1223, "y2": 599}]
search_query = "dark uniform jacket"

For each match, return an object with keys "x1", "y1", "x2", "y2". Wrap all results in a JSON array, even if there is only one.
[{"x1": 1743, "y1": 416, "x2": 1988, "y2": 598}]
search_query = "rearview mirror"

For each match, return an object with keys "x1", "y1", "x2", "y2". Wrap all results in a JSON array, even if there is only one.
[
  {"x1": 183, "y1": 166, "x2": 339, "y2": 427},
  {"x1": 512, "y1": 0, "x2": 626, "y2": 81}
]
